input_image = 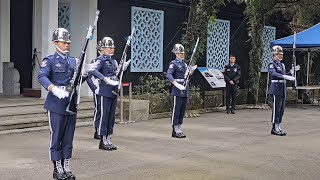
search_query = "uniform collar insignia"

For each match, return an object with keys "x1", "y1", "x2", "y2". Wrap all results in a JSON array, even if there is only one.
[{"x1": 55, "y1": 52, "x2": 66, "y2": 59}]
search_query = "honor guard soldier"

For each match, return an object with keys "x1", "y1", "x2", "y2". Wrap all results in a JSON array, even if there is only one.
[
  {"x1": 87, "y1": 72, "x2": 101, "y2": 140},
  {"x1": 86, "y1": 42, "x2": 104, "y2": 140},
  {"x1": 166, "y1": 44, "x2": 197, "y2": 138},
  {"x1": 268, "y1": 45, "x2": 296, "y2": 136},
  {"x1": 38, "y1": 28, "x2": 96, "y2": 180},
  {"x1": 88, "y1": 37, "x2": 130, "y2": 151},
  {"x1": 223, "y1": 55, "x2": 241, "y2": 114}
]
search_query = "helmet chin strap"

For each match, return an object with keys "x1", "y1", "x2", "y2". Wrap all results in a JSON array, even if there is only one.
[
  {"x1": 176, "y1": 56, "x2": 184, "y2": 61},
  {"x1": 55, "y1": 45, "x2": 69, "y2": 55},
  {"x1": 103, "y1": 49, "x2": 113, "y2": 56},
  {"x1": 276, "y1": 55, "x2": 283, "y2": 61},
  {"x1": 273, "y1": 54, "x2": 283, "y2": 61}
]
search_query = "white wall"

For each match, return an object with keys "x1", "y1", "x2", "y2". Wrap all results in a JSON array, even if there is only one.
[{"x1": 0, "y1": 0, "x2": 11, "y2": 94}]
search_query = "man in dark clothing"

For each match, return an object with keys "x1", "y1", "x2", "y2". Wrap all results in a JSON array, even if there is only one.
[{"x1": 223, "y1": 55, "x2": 241, "y2": 114}]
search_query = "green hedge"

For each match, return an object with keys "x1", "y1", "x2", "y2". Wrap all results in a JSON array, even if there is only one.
[{"x1": 133, "y1": 75, "x2": 203, "y2": 114}]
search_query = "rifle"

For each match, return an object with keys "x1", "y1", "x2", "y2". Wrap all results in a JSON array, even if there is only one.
[
  {"x1": 117, "y1": 27, "x2": 135, "y2": 90},
  {"x1": 182, "y1": 37, "x2": 200, "y2": 88},
  {"x1": 66, "y1": 10, "x2": 100, "y2": 114},
  {"x1": 293, "y1": 32, "x2": 297, "y2": 89}
]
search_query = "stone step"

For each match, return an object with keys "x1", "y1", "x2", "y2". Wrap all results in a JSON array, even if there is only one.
[
  {"x1": 0, "y1": 112, "x2": 94, "y2": 131},
  {"x1": 0, "y1": 109, "x2": 122, "y2": 131},
  {"x1": 0, "y1": 97, "x2": 93, "y2": 108},
  {"x1": 0, "y1": 97, "x2": 148, "y2": 134},
  {"x1": 0, "y1": 101, "x2": 95, "y2": 120},
  {"x1": 0, "y1": 121, "x2": 94, "y2": 136},
  {"x1": 0, "y1": 112, "x2": 94, "y2": 126},
  {"x1": 0, "y1": 98, "x2": 132, "y2": 118}
]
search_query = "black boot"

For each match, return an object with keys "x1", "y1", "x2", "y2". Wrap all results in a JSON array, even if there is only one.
[
  {"x1": 173, "y1": 132, "x2": 186, "y2": 138},
  {"x1": 179, "y1": 132, "x2": 186, "y2": 138},
  {"x1": 226, "y1": 109, "x2": 230, "y2": 114},
  {"x1": 172, "y1": 125, "x2": 176, "y2": 137},
  {"x1": 279, "y1": 129, "x2": 287, "y2": 136},
  {"x1": 99, "y1": 140, "x2": 113, "y2": 151},
  {"x1": 53, "y1": 169, "x2": 68, "y2": 180},
  {"x1": 231, "y1": 109, "x2": 235, "y2": 114},
  {"x1": 271, "y1": 129, "x2": 285, "y2": 136},
  {"x1": 63, "y1": 159, "x2": 76, "y2": 180},
  {"x1": 109, "y1": 144, "x2": 118, "y2": 150},
  {"x1": 53, "y1": 161, "x2": 67, "y2": 180},
  {"x1": 94, "y1": 129, "x2": 100, "y2": 140},
  {"x1": 65, "y1": 171, "x2": 76, "y2": 180}
]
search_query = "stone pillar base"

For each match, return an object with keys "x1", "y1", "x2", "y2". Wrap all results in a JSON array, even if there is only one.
[{"x1": 3, "y1": 62, "x2": 20, "y2": 95}]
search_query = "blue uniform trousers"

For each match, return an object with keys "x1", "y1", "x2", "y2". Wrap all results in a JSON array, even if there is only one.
[
  {"x1": 271, "y1": 95, "x2": 286, "y2": 124},
  {"x1": 171, "y1": 96, "x2": 188, "y2": 125},
  {"x1": 48, "y1": 111, "x2": 76, "y2": 161},
  {"x1": 93, "y1": 94, "x2": 101, "y2": 129},
  {"x1": 97, "y1": 95, "x2": 117, "y2": 135}
]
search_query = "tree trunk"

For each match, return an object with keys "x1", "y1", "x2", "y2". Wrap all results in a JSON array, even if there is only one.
[{"x1": 247, "y1": 13, "x2": 265, "y2": 104}]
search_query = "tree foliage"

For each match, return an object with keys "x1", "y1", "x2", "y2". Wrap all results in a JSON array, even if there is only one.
[
  {"x1": 241, "y1": 0, "x2": 320, "y2": 104},
  {"x1": 244, "y1": 0, "x2": 278, "y2": 104},
  {"x1": 181, "y1": 0, "x2": 227, "y2": 64},
  {"x1": 184, "y1": 0, "x2": 319, "y2": 104}
]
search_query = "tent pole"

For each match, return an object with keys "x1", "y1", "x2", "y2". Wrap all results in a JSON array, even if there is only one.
[{"x1": 307, "y1": 51, "x2": 310, "y2": 86}]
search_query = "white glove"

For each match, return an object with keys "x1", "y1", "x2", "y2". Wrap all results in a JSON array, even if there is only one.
[
  {"x1": 104, "y1": 77, "x2": 119, "y2": 86},
  {"x1": 189, "y1": 65, "x2": 198, "y2": 75},
  {"x1": 282, "y1": 75, "x2": 296, "y2": 81},
  {"x1": 51, "y1": 86, "x2": 69, "y2": 99},
  {"x1": 123, "y1": 59, "x2": 131, "y2": 71},
  {"x1": 173, "y1": 81, "x2": 186, "y2": 91},
  {"x1": 290, "y1": 65, "x2": 300, "y2": 75},
  {"x1": 82, "y1": 61, "x2": 99, "y2": 77}
]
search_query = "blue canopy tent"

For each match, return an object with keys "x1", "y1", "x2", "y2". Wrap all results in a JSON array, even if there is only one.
[
  {"x1": 269, "y1": 23, "x2": 320, "y2": 104},
  {"x1": 270, "y1": 23, "x2": 320, "y2": 87},
  {"x1": 270, "y1": 23, "x2": 320, "y2": 51}
]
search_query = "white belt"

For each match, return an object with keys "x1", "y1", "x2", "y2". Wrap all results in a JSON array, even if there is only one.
[
  {"x1": 108, "y1": 76, "x2": 118, "y2": 81},
  {"x1": 58, "y1": 86, "x2": 67, "y2": 90},
  {"x1": 271, "y1": 80, "x2": 285, "y2": 83},
  {"x1": 175, "y1": 79, "x2": 185, "y2": 82}
]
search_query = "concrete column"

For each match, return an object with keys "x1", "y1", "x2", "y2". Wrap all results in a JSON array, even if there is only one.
[
  {"x1": 40, "y1": 0, "x2": 58, "y2": 98},
  {"x1": 32, "y1": 0, "x2": 43, "y2": 90},
  {"x1": 0, "y1": 0, "x2": 11, "y2": 94}
]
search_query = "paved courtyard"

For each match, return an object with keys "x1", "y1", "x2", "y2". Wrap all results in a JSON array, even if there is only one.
[{"x1": 0, "y1": 106, "x2": 320, "y2": 180}]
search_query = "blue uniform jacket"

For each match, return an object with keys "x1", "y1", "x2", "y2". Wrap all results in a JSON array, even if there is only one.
[
  {"x1": 38, "y1": 52, "x2": 77, "y2": 115},
  {"x1": 88, "y1": 55, "x2": 118, "y2": 98},
  {"x1": 86, "y1": 58, "x2": 100, "y2": 94},
  {"x1": 166, "y1": 59, "x2": 189, "y2": 97},
  {"x1": 268, "y1": 59, "x2": 289, "y2": 97}
]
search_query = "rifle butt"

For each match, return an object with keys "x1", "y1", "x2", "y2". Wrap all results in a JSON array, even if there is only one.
[{"x1": 66, "y1": 89, "x2": 78, "y2": 115}]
